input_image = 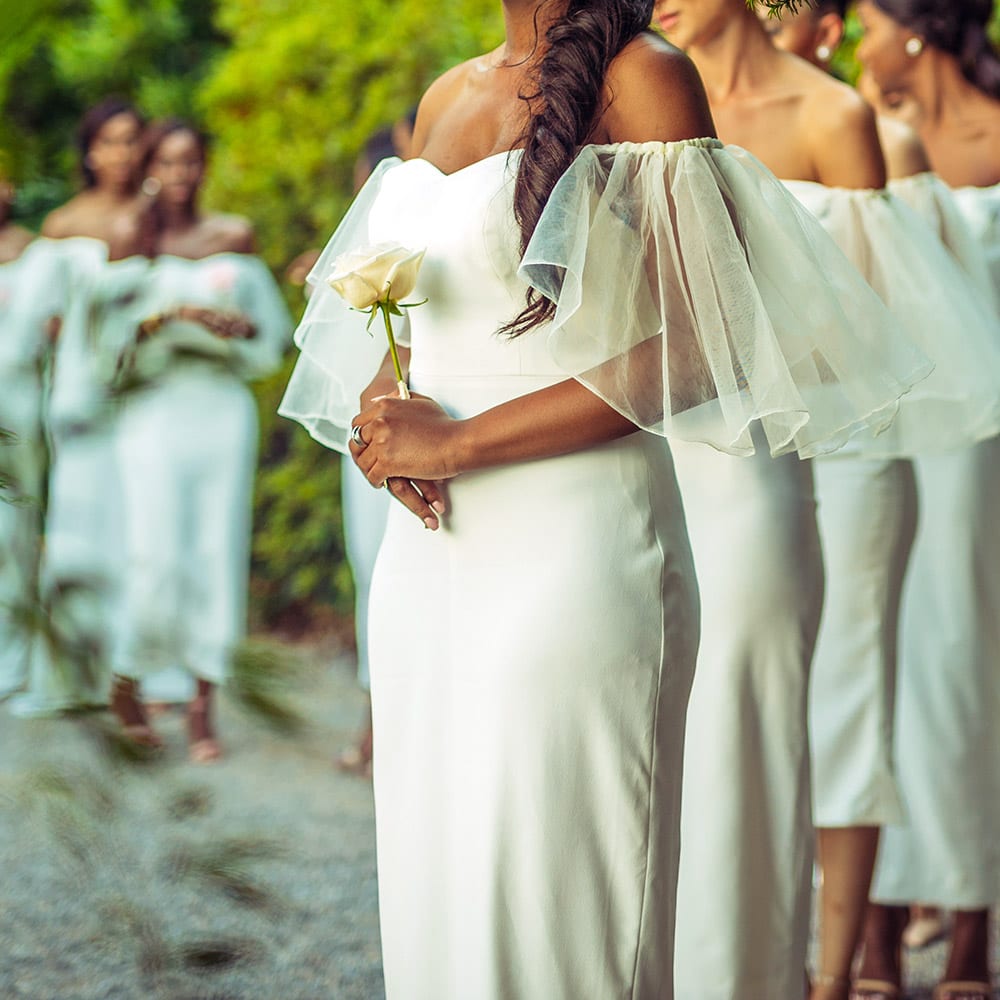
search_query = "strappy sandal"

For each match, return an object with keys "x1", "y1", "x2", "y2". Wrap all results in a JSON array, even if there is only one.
[
  {"x1": 187, "y1": 694, "x2": 222, "y2": 764},
  {"x1": 902, "y1": 911, "x2": 948, "y2": 950},
  {"x1": 810, "y1": 972, "x2": 851, "y2": 998},
  {"x1": 850, "y1": 981, "x2": 901, "y2": 1000},
  {"x1": 111, "y1": 677, "x2": 164, "y2": 749},
  {"x1": 933, "y1": 982, "x2": 994, "y2": 1000}
]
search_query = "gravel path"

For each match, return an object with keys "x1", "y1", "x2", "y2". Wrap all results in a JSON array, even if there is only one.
[
  {"x1": 1, "y1": 640, "x2": 384, "y2": 1000},
  {"x1": 1, "y1": 639, "x2": 996, "y2": 999}
]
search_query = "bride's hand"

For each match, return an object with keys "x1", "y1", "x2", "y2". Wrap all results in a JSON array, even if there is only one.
[{"x1": 349, "y1": 394, "x2": 461, "y2": 529}]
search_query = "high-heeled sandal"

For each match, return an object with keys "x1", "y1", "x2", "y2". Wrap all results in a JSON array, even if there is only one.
[
  {"x1": 187, "y1": 694, "x2": 222, "y2": 764},
  {"x1": 850, "y1": 981, "x2": 901, "y2": 1000},
  {"x1": 933, "y1": 982, "x2": 993, "y2": 1000},
  {"x1": 111, "y1": 677, "x2": 164, "y2": 749},
  {"x1": 902, "y1": 911, "x2": 948, "y2": 950},
  {"x1": 810, "y1": 972, "x2": 851, "y2": 998}
]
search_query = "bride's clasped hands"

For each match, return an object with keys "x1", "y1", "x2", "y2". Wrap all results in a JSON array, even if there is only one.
[{"x1": 349, "y1": 390, "x2": 456, "y2": 530}]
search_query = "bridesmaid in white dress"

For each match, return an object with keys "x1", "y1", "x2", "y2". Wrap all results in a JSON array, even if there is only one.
[
  {"x1": 767, "y1": 7, "x2": 1000, "y2": 997},
  {"x1": 10, "y1": 98, "x2": 147, "y2": 718},
  {"x1": 108, "y1": 119, "x2": 291, "y2": 760},
  {"x1": 655, "y1": 3, "x2": 1000, "y2": 998},
  {"x1": 0, "y1": 175, "x2": 48, "y2": 699},
  {"x1": 280, "y1": 3, "x2": 930, "y2": 996},
  {"x1": 852, "y1": 4, "x2": 1000, "y2": 999}
]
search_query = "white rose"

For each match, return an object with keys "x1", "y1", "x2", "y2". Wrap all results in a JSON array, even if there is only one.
[{"x1": 327, "y1": 242, "x2": 426, "y2": 310}]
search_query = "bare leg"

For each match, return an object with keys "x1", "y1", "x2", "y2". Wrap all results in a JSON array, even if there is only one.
[
  {"x1": 110, "y1": 675, "x2": 163, "y2": 748},
  {"x1": 941, "y1": 909, "x2": 991, "y2": 986},
  {"x1": 336, "y1": 698, "x2": 373, "y2": 778},
  {"x1": 188, "y1": 678, "x2": 221, "y2": 763},
  {"x1": 855, "y1": 902, "x2": 908, "y2": 994},
  {"x1": 811, "y1": 827, "x2": 881, "y2": 1000}
]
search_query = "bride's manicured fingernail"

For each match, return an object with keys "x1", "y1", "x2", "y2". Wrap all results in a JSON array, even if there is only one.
[
  {"x1": 423, "y1": 517, "x2": 438, "y2": 531},
  {"x1": 431, "y1": 501, "x2": 446, "y2": 514}
]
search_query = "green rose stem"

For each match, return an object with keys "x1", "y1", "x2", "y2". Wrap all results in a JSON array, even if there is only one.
[{"x1": 377, "y1": 298, "x2": 410, "y2": 400}]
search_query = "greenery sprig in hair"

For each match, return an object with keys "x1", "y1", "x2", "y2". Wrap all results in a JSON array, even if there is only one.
[{"x1": 749, "y1": 0, "x2": 814, "y2": 14}]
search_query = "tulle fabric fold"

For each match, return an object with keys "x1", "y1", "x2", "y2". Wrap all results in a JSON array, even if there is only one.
[
  {"x1": 517, "y1": 140, "x2": 932, "y2": 458},
  {"x1": 278, "y1": 159, "x2": 410, "y2": 452},
  {"x1": 890, "y1": 173, "x2": 997, "y2": 312},
  {"x1": 949, "y1": 183, "x2": 1000, "y2": 311},
  {"x1": 786, "y1": 178, "x2": 1000, "y2": 456}
]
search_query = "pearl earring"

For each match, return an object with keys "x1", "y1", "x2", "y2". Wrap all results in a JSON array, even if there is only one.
[
  {"x1": 904, "y1": 36, "x2": 924, "y2": 57},
  {"x1": 815, "y1": 44, "x2": 832, "y2": 62},
  {"x1": 141, "y1": 176, "x2": 162, "y2": 197}
]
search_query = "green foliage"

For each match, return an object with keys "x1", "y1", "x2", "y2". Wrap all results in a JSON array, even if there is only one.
[
  {"x1": 201, "y1": 0, "x2": 501, "y2": 626},
  {"x1": 199, "y1": 0, "x2": 502, "y2": 272},
  {"x1": 0, "y1": 0, "x2": 226, "y2": 215}
]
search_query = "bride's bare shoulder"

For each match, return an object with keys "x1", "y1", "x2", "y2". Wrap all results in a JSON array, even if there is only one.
[
  {"x1": 601, "y1": 33, "x2": 717, "y2": 144},
  {"x1": 409, "y1": 56, "x2": 485, "y2": 156}
]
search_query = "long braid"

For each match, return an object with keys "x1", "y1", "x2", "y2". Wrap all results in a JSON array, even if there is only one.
[{"x1": 501, "y1": 0, "x2": 654, "y2": 338}]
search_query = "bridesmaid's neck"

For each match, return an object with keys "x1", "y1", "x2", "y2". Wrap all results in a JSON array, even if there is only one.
[
  {"x1": 500, "y1": 0, "x2": 568, "y2": 66},
  {"x1": 685, "y1": 7, "x2": 780, "y2": 102},
  {"x1": 907, "y1": 52, "x2": 998, "y2": 134},
  {"x1": 158, "y1": 198, "x2": 200, "y2": 232}
]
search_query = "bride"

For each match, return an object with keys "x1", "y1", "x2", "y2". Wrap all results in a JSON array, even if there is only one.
[{"x1": 280, "y1": 1, "x2": 929, "y2": 996}]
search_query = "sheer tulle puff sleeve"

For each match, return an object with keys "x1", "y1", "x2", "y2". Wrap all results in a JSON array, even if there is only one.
[
  {"x1": 889, "y1": 174, "x2": 996, "y2": 312},
  {"x1": 279, "y1": 159, "x2": 410, "y2": 453},
  {"x1": 788, "y1": 177, "x2": 1000, "y2": 455},
  {"x1": 519, "y1": 140, "x2": 932, "y2": 458}
]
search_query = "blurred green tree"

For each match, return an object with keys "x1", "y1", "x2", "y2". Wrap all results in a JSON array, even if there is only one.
[
  {"x1": 201, "y1": 0, "x2": 502, "y2": 629},
  {"x1": 0, "y1": 0, "x2": 226, "y2": 223}
]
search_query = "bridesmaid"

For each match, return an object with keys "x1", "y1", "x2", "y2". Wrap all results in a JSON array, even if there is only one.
[
  {"x1": 0, "y1": 163, "x2": 48, "y2": 699},
  {"x1": 766, "y1": 3, "x2": 1000, "y2": 994},
  {"x1": 654, "y1": 3, "x2": 1000, "y2": 999},
  {"x1": 852, "y1": 3, "x2": 1000, "y2": 998},
  {"x1": 761, "y1": 1, "x2": 931, "y2": 176},
  {"x1": 109, "y1": 119, "x2": 291, "y2": 759},
  {"x1": 10, "y1": 98, "x2": 147, "y2": 719}
]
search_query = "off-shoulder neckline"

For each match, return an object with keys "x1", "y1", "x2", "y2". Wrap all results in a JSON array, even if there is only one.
[{"x1": 404, "y1": 137, "x2": 724, "y2": 178}]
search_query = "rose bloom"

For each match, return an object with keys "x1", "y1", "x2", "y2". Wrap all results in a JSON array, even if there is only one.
[{"x1": 327, "y1": 242, "x2": 425, "y2": 310}]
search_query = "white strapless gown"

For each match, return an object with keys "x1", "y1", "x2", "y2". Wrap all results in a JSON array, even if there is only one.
[{"x1": 365, "y1": 155, "x2": 700, "y2": 999}]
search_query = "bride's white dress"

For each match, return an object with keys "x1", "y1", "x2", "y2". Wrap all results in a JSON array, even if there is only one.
[{"x1": 280, "y1": 140, "x2": 930, "y2": 999}]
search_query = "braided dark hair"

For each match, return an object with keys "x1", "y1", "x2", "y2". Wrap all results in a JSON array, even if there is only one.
[
  {"x1": 502, "y1": 0, "x2": 654, "y2": 337},
  {"x1": 873, "y1": 0, "x2": 1000, "y2": 99}
]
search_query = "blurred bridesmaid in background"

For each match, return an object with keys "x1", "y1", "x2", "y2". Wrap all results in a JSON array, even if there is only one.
[
  {"x1": 10, "y1": 98, "x2": 147, "y2": 719},
  {"x1": 108, "y1": 119, "x2": 291, "y2": 760},
  {"x1": 0, "y1": 156, "x2": 52, "y2": 700}
]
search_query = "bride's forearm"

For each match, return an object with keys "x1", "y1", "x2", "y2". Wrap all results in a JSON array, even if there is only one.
[{"x1": 452, "y1": 378, "x2": 638, "y2": 474}]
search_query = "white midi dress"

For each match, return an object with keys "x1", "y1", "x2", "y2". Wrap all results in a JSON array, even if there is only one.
[
  {"x1": 0, "y1": 243, "x2": 61, "y2": 698},
  {"x1": 9, "y1": 237, "x2": 135, "y2": 717},
  {"x1": 873, "y1": 182, "x2": 1000, "y2": 908},
  {"x1": 671, "y1": 434, "x2": 822, "y2": 1000},
  {"x1": 340, "y1": 454, "x2": 389, "y2": 690},
  {"x1": 785, "y1": 181, "x2": 1000, "y2": 831},
  {"x1": 280, "y1": 140, "x2": 929, "y2": 1000},
  {"x1": 109, "y1": 253, "x2": 291, "y2": 692},
  {"x1": 672, "y1": 177, "x2": 998, "y2": 1000}
]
